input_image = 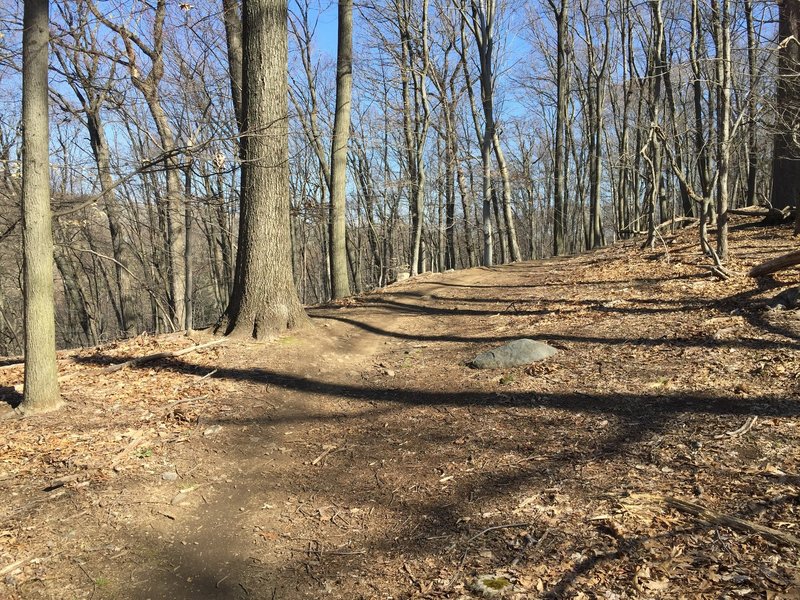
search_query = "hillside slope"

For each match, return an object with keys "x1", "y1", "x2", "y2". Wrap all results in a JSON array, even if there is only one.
[{"x1": 1, "y1": 217, "x2": 799, "y2": 599}]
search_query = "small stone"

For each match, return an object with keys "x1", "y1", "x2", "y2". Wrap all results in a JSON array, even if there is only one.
[
  {"x1": 385, "y1": 369, "x2": 395, "y2": 377},
  {"x1": 161, "y1": 471, "x2": 178, "y2": 482},
  {"x1": 203, "y1": 425, "x2": 222, "y2": 436}
]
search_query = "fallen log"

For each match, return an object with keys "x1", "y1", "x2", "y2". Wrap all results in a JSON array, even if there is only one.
[
  {"x1": 101, "y1": 339, "x2": 227, "y2": 374},
  {"x1": 655, "y1": 216, "x2": 698, "y2": 232},
  {"x1": 728, "y1": 206, "x2": 770, "y2": 217},
  {"x1": 749, "y1": 249, "x2": 800, "y2": 277},
  {"x1": 728, "y1": 205, "x2": 794, "y2": 224}
]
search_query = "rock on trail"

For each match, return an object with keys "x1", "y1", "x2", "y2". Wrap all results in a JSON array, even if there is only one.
[{"x1": 471, "y1": 339, "x2": 558, "y2": 369}]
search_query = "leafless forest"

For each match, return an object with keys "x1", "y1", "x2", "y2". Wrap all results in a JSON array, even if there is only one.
[{"x1": 0, "y1": 0, "x2": 794, "y2": 354}]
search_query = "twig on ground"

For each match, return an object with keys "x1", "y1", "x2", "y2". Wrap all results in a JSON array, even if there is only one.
[
  {"x1": 634, "y1": 493, "x2": 800, "y2": 547},
  {"x1": 715, "y1": 416, "x2": 757, "y2": 439},
  {"x1": 447, "y1": 522, "x2": 532, "y2": 555},
  {"x1": 177, "y1": 369, "x2": 218, "y2": 392},
  {"x1": 72, "y1": 558, "x2": 97, "y2": 600},
  {"x1": 110, "y1": 432, "x2": 147, "y2": 467},
  {"x1": 311, "y1": 444, "x2": 340, "y2": 466},
  {"x1": 0, "y1": 557, "x2": 31, "y2": 577},
  {"x1": 163, "y1": 395, "x2": 209, "y2": 413}
]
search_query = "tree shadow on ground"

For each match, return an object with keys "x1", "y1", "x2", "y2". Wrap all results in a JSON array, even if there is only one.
[
  {"x1": 403, "y1": 273, "x2": 699, "y2": 291},
  {"x1": 93, "y1": 357, "x2": 797, "y2": 598},
  {"x1": 305, "y1": 313, "x2": 800, "y2": 351},
  {"x1": 65, "y1": 349, "x2": 800, "y2": 598},
  {"x1": 0, "y1": 385, "x2": 22, "y2": 409},
  {"x1": 722, "y1": 278, "x2": 800, "y2": 343},
  {"x1": 71, "y1": 354, "x2": 800, "y2": 422},
  {"x1": 352, "y1": 295, "x2": 711, "y2": 317}
]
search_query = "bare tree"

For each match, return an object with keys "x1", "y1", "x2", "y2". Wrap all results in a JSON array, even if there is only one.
[
  {"x1": 217, "y1": 0, "x2": 308, "y2": 338},
  {"x1": 89, "y1": 0, "x2": 187, "y2": 329},
  {"x1": 548, "y1": 0, "x2": 569, "y2": 256},
  {"x1": 711, "y1": 0, "x2": 731, "y2": 259},
  {"x1": 771, "y1": 0, "x2": 800, "y2": 229},
  {"x1": 18, "y1": 0, "x2": 61, "y2": 414},
  {"x1": 329, "y1": 0, "x2": 353, "y2": 299}
]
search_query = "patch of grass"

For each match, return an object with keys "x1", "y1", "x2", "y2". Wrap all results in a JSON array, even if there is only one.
[{"x1": 134, "y1": 447, "x2": 153, "y2": 459}]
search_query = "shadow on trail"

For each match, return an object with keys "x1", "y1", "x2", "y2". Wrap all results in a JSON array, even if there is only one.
[
  {"x1": 307, "y1": 313, "x2": 800, "y2": 351},
  {"x1": 92, "y1": 351, "x2": 799, "y2": 598},
  {"x1": 68, "y1": 254, "x2": 800, "y2": 598},
  {"x1": 410, "y1": 273, "x2": 698, "y2": 290},
  {"x1": 0, "y1": 385, "x2": 22, "y2": 409},
  {"x1": 73, "y1": 354, "x2": 800, "y2": 420},
  {"x1": 70, "y1": 334, "x2": 800, "y2": 599},
  {"x1": 722, "y1": 279, "x2": 800, "y2": 343},
  {"x1": 349, "y1": 295, "x2": 712, "y2": 317}
]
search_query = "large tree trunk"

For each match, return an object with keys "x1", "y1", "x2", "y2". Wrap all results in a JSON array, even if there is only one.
[
  {"x1": 744, "y1": 0, "x2": 758, "y2": 207},
  {"x1": 19, "y1": 0, "x2": 61, "y2": 414},
  {"x1": 222, "y1": 0, "x2": 244, "y2": 137},
  {"x1": 552, "y1": 0, "x2": 569, "y2": 256},
  {"x1": 712, "y1": 0, "x2": 731, "y2": 259},
  {"x1": 328, "y1": 0, "x2": 352, "y2": 299},
  {"x1": 771, "y1": 0, "x2": 800, "y2": 220},
  {"x1": 217, "y1": 0, "x2": 307, "y2": 339}
]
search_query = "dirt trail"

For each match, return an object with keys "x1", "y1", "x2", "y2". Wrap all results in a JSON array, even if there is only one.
[
  {"x1": 2, "y1": 222, "x2": 800, "y2": 599},
  {"x1": 120, "y1": 266, "x2": 507, "y2": 599}
]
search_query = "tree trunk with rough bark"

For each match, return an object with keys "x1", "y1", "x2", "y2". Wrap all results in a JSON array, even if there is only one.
[
  {"x1": 19, "y1": 0, "x2": 61, "y2": 414},
  {"x1": 551, "y1": 0, "x2": 569, "y2": 256},
  {"x1": 328, "y1": 0, "x2": 353, "y2": 299},
  {"x1": 771, "y1": 0, "x2": 800, "y2": 222},
  {"x1": 217, "y1": 0, "x2": 308, "y2": 339}
]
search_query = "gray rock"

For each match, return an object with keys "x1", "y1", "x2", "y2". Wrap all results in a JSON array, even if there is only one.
[
  {"x1": 471, "y1": 339, "x2": 558, "y2": 369},
  {"x1": 161, "y1": 471, "x2": 178, "y2": 482},
  {"x1": 203, "y1": 425, "x2": 222, "y2": 436},
  {"x1": 768, "y1": 286, "x2": 800, "y2": 311}
]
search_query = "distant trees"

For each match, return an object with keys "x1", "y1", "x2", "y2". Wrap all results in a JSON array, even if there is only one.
[
  {"x1": 88, "y1": 0, "x2": 188, "y2": 330},
  {"x1": 0, "y1": 0, "x2": 794, "y2": 357}
]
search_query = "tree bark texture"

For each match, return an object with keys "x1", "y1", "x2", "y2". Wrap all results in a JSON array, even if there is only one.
[
  {"x1": 551, "y1": 0, "x2": 569, "y2": 256},
  {"x1": 771, "y1": 0, "x2": 800, "y2": 216},
  {"x1": 218, "y1": 0, "x2": 308, "y2": 339},
  {"x1": 20, "y1": 0, "x2": 62, "y2": 414},
  {"x1": 328, "y1": 0, "x2": 353, "y2": 299}
]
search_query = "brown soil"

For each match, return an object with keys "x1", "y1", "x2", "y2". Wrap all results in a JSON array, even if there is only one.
[{"x1": 2, "y1": 218, "x2": 800, "y2": 599}]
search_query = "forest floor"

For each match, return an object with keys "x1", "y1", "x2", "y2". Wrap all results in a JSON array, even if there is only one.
[{"x1": 1, "y1": 217, "x2": 800, "y2": 600}]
